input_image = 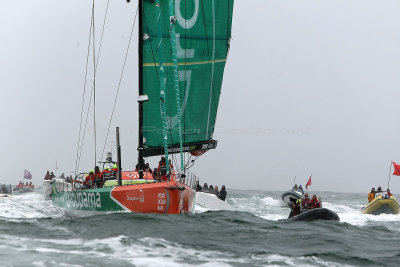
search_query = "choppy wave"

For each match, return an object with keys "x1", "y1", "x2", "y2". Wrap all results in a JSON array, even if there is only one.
[
  {"x1": 0, "y1": 192, "x2": 63, "y2": 220},
  {"x1": 1, "y1": 190, "x2": 400, "y2": 266}
]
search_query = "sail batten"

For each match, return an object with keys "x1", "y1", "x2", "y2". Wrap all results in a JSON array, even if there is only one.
[{"x1": 142, "y1": 0, "x2": 234, "y2": 155}]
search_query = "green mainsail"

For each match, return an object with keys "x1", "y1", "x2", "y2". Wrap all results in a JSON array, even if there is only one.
[{"x1": 142, "y1": 0, "x2": 234, "y2": 156}]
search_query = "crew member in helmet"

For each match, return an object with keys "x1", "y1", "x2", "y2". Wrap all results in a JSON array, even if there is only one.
[
  {"x1": 112, "y1": 163, "x2": 118, "y2": 172},
  {"x1": 102, "y1": 166, "x2": 111, "y2": 182}
]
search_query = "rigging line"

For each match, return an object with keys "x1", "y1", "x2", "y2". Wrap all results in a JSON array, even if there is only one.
[
  {"x1": 100, "y1": 6, "x2": 139, "y2": 161},
  {"x1": 75, "y1": 9, "x2": 94, "y2": 175},
  {"x1": 77, "y1": 73, "x2": 95, "y2": 172},
  {"x1": 92, "y1": 0, "x2": 97, "y2": 167},
  {"x1": 76, "y1": 0, "x2": 111, "y2": 171}
]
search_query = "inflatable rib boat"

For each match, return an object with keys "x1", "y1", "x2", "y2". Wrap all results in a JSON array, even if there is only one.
[
  {"x1": 362, "y1": 194, "x2": 400, "y2": 215},
  {"x1": 281, "y1": 189, "x2": 304, "y2": 205},
  {"x1": 280, "y1": 208, "x2": 340, "y2": 222}
]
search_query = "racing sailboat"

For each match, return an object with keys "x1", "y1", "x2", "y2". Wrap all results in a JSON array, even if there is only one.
[{"x1": 52, "y1": 0, "x2": 234, "y2": 214}]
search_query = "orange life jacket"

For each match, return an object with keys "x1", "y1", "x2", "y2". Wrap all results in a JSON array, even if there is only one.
[{"x1": 368, "y1": 192, "x2": 375, "y2": 203}]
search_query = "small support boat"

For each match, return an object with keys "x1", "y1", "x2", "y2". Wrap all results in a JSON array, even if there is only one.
[
  {"x1": 280, "y1": 208, "x2": 340, "y2": 222},
  {"x1": 362, "y1": 193, "x2": 400, "y2": 215},
  {"x1": 281, "y1": 188, "x2": 304, "y2": 205},
  {"x1": 14, "y1": 170, "x2": 35, "y2": 194}
]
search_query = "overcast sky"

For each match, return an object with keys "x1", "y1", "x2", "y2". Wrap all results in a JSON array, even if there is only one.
[{"x1": 1, "y1": 1, "x2": 400, "y2": 193}]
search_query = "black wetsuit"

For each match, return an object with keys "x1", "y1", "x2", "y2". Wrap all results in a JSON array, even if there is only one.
[
  {"x1": 219, "y1": 189, "x2": 227, "y2": 201},
  {"x1": 196, "y1": 184, "x2": 202, "y2": 192}
]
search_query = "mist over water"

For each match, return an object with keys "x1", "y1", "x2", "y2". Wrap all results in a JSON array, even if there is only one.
[{"x1": 1, "y1": 189, "x2": 400, "y2": 266}]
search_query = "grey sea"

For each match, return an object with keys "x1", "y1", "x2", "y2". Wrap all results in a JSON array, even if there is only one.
[{"x1": 1, "y1": 189, "x2": 399, "y2": 266}]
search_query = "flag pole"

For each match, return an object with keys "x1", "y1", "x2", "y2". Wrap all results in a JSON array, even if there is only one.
[
  {"x1": 387, "y1": 162, "x2": 392, "y2": 190},
  {"x1": 293, "y1": 176, "x2": 296, "y2": 186}
]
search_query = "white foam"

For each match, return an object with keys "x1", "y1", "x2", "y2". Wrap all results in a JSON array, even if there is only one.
[{"x1": 0, "y1": 192, "x2": 63, "y2": 219}]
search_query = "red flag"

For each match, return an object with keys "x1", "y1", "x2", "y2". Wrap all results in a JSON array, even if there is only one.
[
  {"x1": 392, "y1": 162, "x2": 400, "y2": 176},
  {"x1": 306, "y1": 175, "x2": 312, "y2": 189}
]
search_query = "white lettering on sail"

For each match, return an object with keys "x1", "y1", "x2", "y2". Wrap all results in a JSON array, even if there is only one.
[
  {"x1": 167, "y1": 70, "x2": 191, "y2": 129},
  {"x1": 176, "y1": 34, "x2": 194, "y2": 59},
  {"x1": 175, "y1": 0, "x2": 199, "y2": 30}
]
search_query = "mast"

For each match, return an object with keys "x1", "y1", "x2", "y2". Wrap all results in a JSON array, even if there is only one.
[
  {"x1": 138, "y1": 0, "x2": 144, "y2": 179},
  {"x1": 116, "y1": 127, "x2": 122, "y2": 186}
]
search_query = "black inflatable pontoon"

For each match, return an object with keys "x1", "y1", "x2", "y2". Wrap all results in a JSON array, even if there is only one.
[{"x1": 280, "y1": 208, "x2": 340, "y2": 222}]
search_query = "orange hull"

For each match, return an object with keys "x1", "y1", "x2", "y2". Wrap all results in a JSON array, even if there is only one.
[
  {"x1": 52, "y1": 180, "x2": 196, "y2": 214},
  {"x1": 111, "y1": 182, "x2": 195, "y2": 214}
]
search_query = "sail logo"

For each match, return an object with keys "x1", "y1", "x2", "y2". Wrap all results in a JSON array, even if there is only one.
[
  {"x1": 64, "y1": 191, "x2": 101, "y2": 209},
  {"x1": 175, "y1": 0, "x2": 199, "y2": 30},
  {"x1": 166, "y1": 0, "x2": 200, "y2": 129}
]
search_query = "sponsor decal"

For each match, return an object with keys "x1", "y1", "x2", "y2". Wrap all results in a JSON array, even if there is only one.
[
  {"x1": 127, "y1": 189, "x2": 145, "y2": 203},
  {"x1": 157, "y1": 192, "x2": 166, "y2": 211},
  {"x1": 63, "y1": 191, "x2": 101, "y2": 209}
]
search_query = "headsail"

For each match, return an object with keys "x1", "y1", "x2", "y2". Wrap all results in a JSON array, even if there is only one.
[
  {"x1": 141, "y1": 0, "x2": 234, "y2": 157},
  {"x1": 24, "y1": 169, "x2": 32, "y2": 180}
]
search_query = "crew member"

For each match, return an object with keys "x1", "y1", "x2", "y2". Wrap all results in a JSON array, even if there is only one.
[
  {"x1": 94, "y1": 166, "x2": 103, "y2": 188},
  {"x1": 44, "y1": 171, "x2": 51, "y2": 180},
  {"x1": 101, "y1": 166, "x2": 111, "y2": 182},
  {"x1": 195, "y1": 181, "x2": 202, "y2": 192},
  {"x1": 302, "y1": 193, "x2": 310, "y2": 209},
  {"x1": 85, "y1": 170, "x2": 95, "y2": 188},
  {"x1": 387, "y1": 189, "x2": 393, "y2": 197},
  {"x1": 289, "y1": 199, "x2": 301, "y2": 218},
  {"x1": 309, "y1": 195, "x2": 321, "y2": 209},
  {"x1": 158, "y1": 157, "x2": 167, "y2": 181},
  {"x1": 112, "y1": 163, "x2": 118, "y2": 172},
  {"x1": 219, "y1": 185, "x2": 227, "y2": 201},
  {"x1": 292, "y1": 184, "x2": 298, "y2": 190},
  {"x1": 368, "y1": 188, "x2": 375, "y2": 202},
  {"x1": 145, "y1": 163, "x2": 152, "y2": 174}
]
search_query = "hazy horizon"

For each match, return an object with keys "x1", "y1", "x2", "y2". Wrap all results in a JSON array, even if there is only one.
[{"x1": 1, "y1": 1, "x2": 400, "y2": 194}]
